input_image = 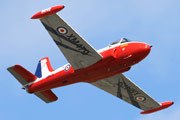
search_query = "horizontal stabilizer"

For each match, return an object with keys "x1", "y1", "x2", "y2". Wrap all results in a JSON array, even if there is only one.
[
  {"x1": 34, "y1": 89, "x2": 58, "y2": 103},
  {"x1": 8, "y1": 64, "x2": 58, "y2": 103},
  {"x1": 7, "y1": 65, "x2": 37, "y2": 85},
  {"x1": 140, "y1": 101, "x2": 174, "y2": 114}
]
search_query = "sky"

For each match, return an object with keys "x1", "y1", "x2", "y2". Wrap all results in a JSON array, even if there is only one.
[{"x1": 1, "y1": 0, "x2": 180, "y2": 119}]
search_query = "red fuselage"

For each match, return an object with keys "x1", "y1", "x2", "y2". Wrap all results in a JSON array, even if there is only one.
[{"x1": 28, "y1": 42, "x2": 151, "y2": 93}]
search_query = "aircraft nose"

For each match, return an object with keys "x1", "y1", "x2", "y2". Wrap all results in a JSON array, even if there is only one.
[
  {"x1": 129, "y1": 43, "x2": 151, "y2": 65},
  {"x1": 140, "y1": 43, "x2": 151, "y2": 57},
  {"x1": 144, "y1": 43, "x2": 151, "y2": 52}
]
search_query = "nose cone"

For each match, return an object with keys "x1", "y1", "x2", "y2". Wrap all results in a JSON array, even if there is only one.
[
  {"x1": 138, "y1": 43, "x2": 151, "y2": 60},
  {"x1": 144, "y1": 43, "x2": 151, "y2": 54},
  {"x1": 132, "y1": 43, "x2": 151, "y2": 63}
]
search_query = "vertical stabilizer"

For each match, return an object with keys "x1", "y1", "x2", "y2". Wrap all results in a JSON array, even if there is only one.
[{"x1": 35, "y1": 57, "x2": 54, "y2": 78}]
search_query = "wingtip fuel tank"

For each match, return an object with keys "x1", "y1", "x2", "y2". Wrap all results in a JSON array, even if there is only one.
[
  {"x1": 140, "y1": 101, "x2": 174, "y2": 114},
  {"x1": 31, "y1": 5, "x2": 64, "y2": 19}
]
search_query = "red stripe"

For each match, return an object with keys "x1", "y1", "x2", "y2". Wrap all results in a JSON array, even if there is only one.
[{"x1": 41, "y1": 57, "x2": 54, "y2": 72}]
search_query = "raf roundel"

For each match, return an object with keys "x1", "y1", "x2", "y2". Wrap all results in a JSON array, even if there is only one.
[
  {"x1": 57, "y1": 27, "x2": 68, "y2": 35},
  {"x1": 135, "y1": 96, "x2": 146, "y2": 102},
  {"x1": 64, "y1": 64, "x2": 71, "y2": 71}
]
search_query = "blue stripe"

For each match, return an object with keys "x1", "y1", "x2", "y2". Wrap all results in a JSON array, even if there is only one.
[{"x1": 35, "y1": 61, "x2": 42, "y2": 78}]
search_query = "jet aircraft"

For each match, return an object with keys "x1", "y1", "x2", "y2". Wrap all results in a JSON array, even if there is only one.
[{"x1": 7, "y1": 5, "x2": 173, "y2": 114}]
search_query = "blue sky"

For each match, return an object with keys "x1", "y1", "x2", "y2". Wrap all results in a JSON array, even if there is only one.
[{"x1": 1, "y1": 0, "x2": 180, "y2": 119}]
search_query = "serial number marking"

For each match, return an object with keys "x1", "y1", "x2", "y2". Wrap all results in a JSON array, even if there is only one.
[
  {"x1": 66, "y1": 34, "x2": 90, "y2": 55},
  {"x1": 117, "y1": 80, "x2": 141, "y2": 96},
  {"x1": 56, "y1": 26, "x2": 91, "y2": 55}
]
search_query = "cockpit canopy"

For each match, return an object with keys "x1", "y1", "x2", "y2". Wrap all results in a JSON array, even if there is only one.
[{"x1": 109, "y1": 38, "x2": 131, "y2": 46}]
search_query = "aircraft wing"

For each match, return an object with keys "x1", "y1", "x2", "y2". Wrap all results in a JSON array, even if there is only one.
[
  {"x1": 91, "y1": 74, "x2": 167, "y2": 113},
  {"x1": 38, "y1": 13, "x2": 102, "y2": 70}
]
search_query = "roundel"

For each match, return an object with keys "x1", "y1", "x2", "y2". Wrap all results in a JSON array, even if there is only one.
[
  {"x1": 135, "y1": 96, "x2": 146, "y2": 102},
  {"x1": 57, "y1": 27, "x2": 68, "y2": 35},
  {"x1": 64, "y1": 64, "x2": 71, "y2": 71}
]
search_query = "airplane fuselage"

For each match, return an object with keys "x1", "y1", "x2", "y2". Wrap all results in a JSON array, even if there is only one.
[
  {"x1": 7, "y1": 5, "x2": 173, "y2": 112},
  {"x1": 28, "y1": 42, "x2": 151, "y2": 93}
]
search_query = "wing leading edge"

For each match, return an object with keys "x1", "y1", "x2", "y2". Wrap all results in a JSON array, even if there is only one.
[{"x1": 91, "y1": 74, "x2": 173, "y2": 114}]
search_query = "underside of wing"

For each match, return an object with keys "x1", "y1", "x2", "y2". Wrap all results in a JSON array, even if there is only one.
[
  {"x1": 91, "y1": 74, "x2": 162, "y2": 112},
  {"x1": 39, "y1": 13, "x2": 102, "y2": 70}
]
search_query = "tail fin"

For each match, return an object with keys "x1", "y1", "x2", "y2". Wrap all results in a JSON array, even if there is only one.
[
  {"x1": 35, "y1": 57, "x2": 54, "y2": 78},
  {"x1": 7, "y1": 60, "x2": 58, "y2": 103}
]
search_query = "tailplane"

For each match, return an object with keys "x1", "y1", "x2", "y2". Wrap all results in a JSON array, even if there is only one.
[
  {"x1": 7, "y1": 65, "x2": 37, "y2": 86},
  {"x1": 7, "y1": 57, "x2": 58, "y2": 103}
]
